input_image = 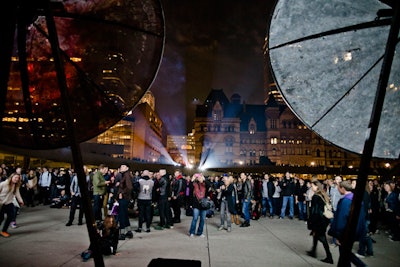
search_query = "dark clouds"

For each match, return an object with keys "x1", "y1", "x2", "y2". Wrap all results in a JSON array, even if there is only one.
[{"x1": 150, "y1": 0, "x2": 276, "y2": 135}]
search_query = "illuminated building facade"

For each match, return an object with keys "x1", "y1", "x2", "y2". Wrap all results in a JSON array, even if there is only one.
[
  {"x1": 166, "y1": 130, "x2": 196, "y2": 167},
  {"x1": 93, "y1": 91, "x2": 164, "y2": 163},
  {"x1": 193, "y1": 88, "x2": 362, "y2": 169}
]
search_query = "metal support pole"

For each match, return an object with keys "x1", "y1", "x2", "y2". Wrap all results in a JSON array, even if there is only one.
[
  {"x1": 338, "y1": 2, "x2": 400, "y2": 266},
  {"x1": 43, "y1": 2, "x2": 104, "y2": 266}
]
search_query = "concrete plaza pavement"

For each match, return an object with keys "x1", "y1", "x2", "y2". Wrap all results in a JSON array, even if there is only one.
[{"x1": 0, "y1": 205, "x2": 399, "y2": 267}]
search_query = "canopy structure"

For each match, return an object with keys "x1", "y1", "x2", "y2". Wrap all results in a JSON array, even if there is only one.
[
  {"x1": 0, "y1": 0, "x2": 165, "y2": 149},
  {"x1": 267, "y1": 0, "x2": 399, "y2": 159}
]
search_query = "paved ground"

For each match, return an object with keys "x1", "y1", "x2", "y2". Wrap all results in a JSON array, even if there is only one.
[{"x1": 0, "y1": 205, "x2": 399, "y2": 267}]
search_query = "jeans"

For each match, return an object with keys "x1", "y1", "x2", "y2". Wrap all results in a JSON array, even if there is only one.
[
  {"x1": 272, "y1": 197, "x2": 280, "y2": 216},
  {"x1": 242, "y1": 198, "x2": 251, "y2": 223},
  {"x1": 262, "y1": 197, "x2": 273, "y2": 216},
  {"x1": 93, "y1": 194, "x2": 104, "y2": 221},
  {"x1": 189, "y1": 208, "x2": 207, "y2": 235},
  {"x1": 220, "y1": 199, "x2": 232, "y2": 227},
  {"x1": 297, "y1": 201, "x2": 307, "y2": 220},
  {"x1": 280, "y1": 195, "x2": 294, "y2": 218},
  {"x1": 137, "y1": 199, "x2": 152, "y2": 229},
  {"x1": 358, "y1": 221, "x2": 373, "y2": 256}
]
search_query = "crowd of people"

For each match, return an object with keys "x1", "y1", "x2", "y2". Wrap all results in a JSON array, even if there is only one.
[{"x1": 0, "y1": 162, "x2": 399, "y2": 265}]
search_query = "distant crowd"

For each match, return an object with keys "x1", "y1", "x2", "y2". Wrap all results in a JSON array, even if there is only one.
[{"x1": 0, "y1": 162, "x2": 399, "y2": 265}]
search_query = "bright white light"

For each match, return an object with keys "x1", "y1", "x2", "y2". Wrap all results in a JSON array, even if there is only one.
[
  {"x1": 385, "y1": 163, "x2": 390, "y2": 168},
  {"x1": 343, "y1": 52, "x2": 352, "y2": 61}
]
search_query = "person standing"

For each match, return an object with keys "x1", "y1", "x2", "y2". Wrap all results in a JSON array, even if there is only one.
[
  {"x1": 66, "y1": 168, "x2": 88, "y2": 226},
  {"x1": 261, "y1": 174, "x2": 275, "y2": 218},
  {"x1": 218, "y1": 176, "x2": 234, "y2": 232},
  {"x1": 135, "y1": 170, "x2": 154, "y2": 233},
  {"x1": 306, "y1": 178, "x2": 333, "y2": 264},
  {"x1": 25, "y1": 169, "x2": 38, "y2": 207},
  {"x1": 117, "y1": 163, "x2": 133, "y2": 240},
  {"x1": 155, "y1": 169, "x2": 173, "y2": 230},
  {"x1": 295, "y1": 178, "x2": 308, "y2": 221},
  {"x1": 189, "y1": 173, "x2": 210, "y2": 237},
  {"x1": 240, "y1": 173, "x2": 253, "y2": 227},
  {"x1": 0, "y1": 173, "x2": 24, "y2": 237},
  {"x1": 38, "y1": 167, "x2": 52, "y2": 205},
  {"x1": 279, "y1": 172, "x2": 295, "y2": 219},
  {"x1": 171, "y1": 170, "x2": 185, "y2": 223},
  {"x1": 92, "y1": 164, "x2": 110, "y2": 223}
]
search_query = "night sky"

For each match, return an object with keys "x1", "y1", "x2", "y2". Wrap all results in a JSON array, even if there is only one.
[{"x1": 150, "y1": 0, "x2": 277, "y2": 135}]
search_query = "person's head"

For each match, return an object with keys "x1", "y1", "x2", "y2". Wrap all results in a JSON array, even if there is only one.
[
  {"x1": 159, "y1": 169, "x2": 166, "y2": 177},
  {"x1": 384, "y1": 181, "x2": 392, "y2": 193},
  {"x1": 103, "y1": 215, "x2": 117, "y2": 229},
  {"x1": 174, "y1": 170, "x2": 181, "y2": 178},
  {"x1": 264, "y1": 174, "x2": 269, "y2": 180},
  {"x1": 299, "y1": 178, "x2": 304, "y2": 185},
  {"x1": 326, "y1": 178, "x2": 333, "y2": 186},
  {"x1": 193, "y1": 173, "x2": 204, "y2": 183},
  {"x1": 119, "y1": 163, "x2": 129, "y2": 173},
  {"x1": 99, "y1": 164, "x2": 109, "y2": 175},
  {"x1": 334, "y1": 176, "x2": 342, "y2": 185},
  {"x1": 7, "y1": 173, "x2": 22, "y2": 192},
  {"x1": 240, "y1": 172, "x2": 247, "y2": 181},
  {"x1": 310, "y1": 178, "x2": 324, "y2": 193},
  {"x1": 338, "y1": 180, "x2": 353, "y2": 195},
  {"x1": 285, "y1": 171, "x2": 290, "y2": 179}
]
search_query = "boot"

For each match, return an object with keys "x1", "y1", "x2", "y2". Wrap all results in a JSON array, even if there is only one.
[
  {"x1": 235, "y1": 215, "x2": 240, "y2": 225},
  {"x1": 231, "y1": 215, "x2": 235, "y2": 224}
]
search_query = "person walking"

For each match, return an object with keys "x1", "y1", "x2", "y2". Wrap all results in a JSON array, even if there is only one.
[
  {"x1": 306, "y1": 178, "x2": 333, "y2": 264},
  {"x1": 0, "y1": 173, "x2": 24, "y2": 237},
  {"x1": 328, "y1": 180, "x2": 367, "y2": 267}
]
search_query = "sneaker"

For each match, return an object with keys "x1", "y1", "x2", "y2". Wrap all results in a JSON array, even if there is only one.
[
  {"x1": 1, "y1": 231, "x2": 10, "y2": 238},
  {"x1": 355, "y1": 253, "x2": 365, "y2": 259},
  {"x1": 65, "y1": 222, "x2": 72, "y2": 226},
  {"x1": 164, "y1": 225, "x2": 171, "y2": 229},
  {"x1": 10, "y1": 222, "x2": 17, "y2": 229},
  {"x1": 189, "y1": 234, "x2": 194, "y2": 238},
  {"x1": 198, "y1": 234, "x2": 206, "y2": 238},
  {"x1": 134, "y1": 228, "x2": 142, "y2": 233},
  {"x1": 218, "y1": 225, "x2": 224, "y2": 231},
  {"x1": 154, "y1": 225, "x2": 164, "y2": 230},
  {"x1": 227, "y1": 227, "x2": 231, "y2": 232},
  {"x1": 145, "y1": 229, "x2": 151, "y2": 233},
  {"x1": 125, "y1": 231, "x2": 133, "y2": 238}
]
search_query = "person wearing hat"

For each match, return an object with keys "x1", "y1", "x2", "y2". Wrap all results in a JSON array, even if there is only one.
[{"x1": 117, "y1": 163, "x2": 133, "y2": 240}]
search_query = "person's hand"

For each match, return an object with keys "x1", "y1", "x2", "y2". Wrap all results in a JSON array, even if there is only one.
[
  {"x1": 119, "y1": 193, "x2": 122, "y2": 199},
  {"x1": 335, "y1": 239, "x2": 341, "y2": 246}
]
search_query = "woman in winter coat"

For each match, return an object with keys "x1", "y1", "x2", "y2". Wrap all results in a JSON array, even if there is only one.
[
  {"x1": 306, "y1": 178, "x2": 333, "y2": 264},
  {"x1": 189, "y1": 173, "x2": 210, "y2": 237},
  {"x1": 0, "y1": 173, "x2": 24, "y2": 237}
]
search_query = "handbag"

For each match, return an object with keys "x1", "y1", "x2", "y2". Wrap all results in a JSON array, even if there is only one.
[
  {"x1": 199, "y1": 197, "x2": 212, "y2": 210},
  {"x1": 319, "y1": 195, "x2": 333, "y2": 219}
]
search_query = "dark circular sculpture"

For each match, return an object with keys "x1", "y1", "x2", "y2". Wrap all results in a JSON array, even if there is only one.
[
  {"x1": 267, "y1": 0, "x2": 399, "y2": 159},
  {"x1": 0, "y1": 0, "x2": 164, "y2": 149}
]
